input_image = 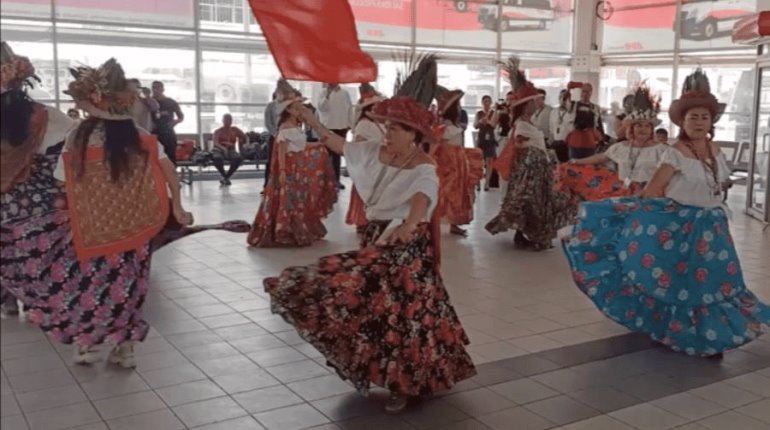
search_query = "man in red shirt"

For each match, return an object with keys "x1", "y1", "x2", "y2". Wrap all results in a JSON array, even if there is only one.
[{"x1": 212, "y1": 113, "x2": 247, "y2": 185}]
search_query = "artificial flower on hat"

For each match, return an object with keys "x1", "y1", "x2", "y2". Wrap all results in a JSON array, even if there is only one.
[
  {"x1": 0, "y1": 41, "x2": 39, "y2": 94},
  {"x1": 668, "y1": 68, "x2": 726, "y2": 127},
  {"x1": 64, "y1": 58, "x2": 135, "y2": 118}
]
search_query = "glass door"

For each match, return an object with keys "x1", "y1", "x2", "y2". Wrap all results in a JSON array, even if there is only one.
[{"x1": 748, "y1": 64, "x2": 770, "y2": 222}]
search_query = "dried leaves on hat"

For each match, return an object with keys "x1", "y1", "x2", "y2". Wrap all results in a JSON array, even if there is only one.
[
  {"x1": 391, "y1": 50, "x2": 437, "y2": 108},
  {"x1": 501, "y1": 56, "x2": 526, "y2": 93},
  {"x1": 682, "y1": 68, "x2": 711, "y2": 95}
]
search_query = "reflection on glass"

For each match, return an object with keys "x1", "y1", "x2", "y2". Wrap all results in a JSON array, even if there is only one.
[
  {"x1": 350, "y1": 0, "x2": 413, "y2": 43},
  {"x1": 601, "y1": 0, "x2": 676, "y2": 53},
  {"x1": 678, "y1": 0, "x2": 757, "y2": 51},
  {"x1": 55, "y1": 0, "x2": 194, "y2": 28},
  {"x1": 56, "y1": 44, "x2": 196, "y2": 103},
  {"x1": 201, "y1": 51, "x2": 280, "y2": 105},
  {"x1": 499, "y1": 0, "x2": 574, "y2": 53}
]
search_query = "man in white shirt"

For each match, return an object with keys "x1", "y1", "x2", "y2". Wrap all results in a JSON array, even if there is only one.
[
  {"x1": 318, "y1": 83, "x2": 352, "y2": 189},
  {"x1": 531, "y1": 88, "x2": 553, "y2": 144},
  {"x1": 549, "y1": 89, "x2": 573, "y2": 162}
]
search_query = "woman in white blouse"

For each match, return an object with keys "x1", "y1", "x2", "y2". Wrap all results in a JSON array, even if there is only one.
[
  {"x1": 563, "y1": 69, "x2": 769, "y2": 359},
  {"x1": 247, "y1": 82, "x2": 337, "y2": 247},
  {"x1": 558, "y1": 85, "x2": 666, "y2": 200},
  {"x1": 263, "y1": 95, "x2": 476, "y2": 414},
  {"x1": 345, "y1": 84, "x2": 384, "y2": 234}
]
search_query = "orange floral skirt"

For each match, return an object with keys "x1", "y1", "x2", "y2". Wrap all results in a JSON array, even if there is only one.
[
  {"x1": 434, "y1": 145, "x2": 474, "y2": 226},
  {"x1": 554, "y1": 164, "x2": 640, "y2": 202}
]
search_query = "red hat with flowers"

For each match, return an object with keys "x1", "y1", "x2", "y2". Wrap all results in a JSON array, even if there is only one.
[
  {"x1": 0, "y1": 41, "x2": 39, "y2": 94},
  {"x1": 668, "y1": 68, "x2": 725, "y2": 127},
  {"x1": 64, "y1": 58, "x2": 136, "y2": 120},
  {"x1": 502, "y1": 56, "x2": 542, "y2": 107}
]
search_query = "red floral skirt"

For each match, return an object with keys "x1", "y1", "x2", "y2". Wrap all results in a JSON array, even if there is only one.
[
  {"x1": 434, "y1": 145, "x2": 474, "y2": 225},
  {"x1": 555, "y1": 164, "x2": 640, "y2": 201},
  {"x1": 248, "y1": 145, "x2": 337, "y2": 247},
  {"x1": 465, "y1": 148, "x2": 484, "y2": 188},
  {"x1": 345, "y1": 186, "x2": 368, "y2": 227},
  {"x1": 264, "y1": 221, "x2": 477, "y2": 396}
]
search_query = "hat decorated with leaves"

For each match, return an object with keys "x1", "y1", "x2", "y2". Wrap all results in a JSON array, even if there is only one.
[
  {"x1": 0, "y1": 41, "x2": 39, "y2": 94},
  {"x1": 367, "y1": 51, "x2": 438, "y2": 142},
  {"x1": 668, "y1": 68, "x2": 725, "y2": 127},
  {"x1": 622, "y1": 82, "x2": 662, "y2": 126},
  {"x1": 64, "y1": 58, "x2": 135, "y2": 120},
  {"x1": 501, "y1": 56, "x2": 541, "y2": 107}
]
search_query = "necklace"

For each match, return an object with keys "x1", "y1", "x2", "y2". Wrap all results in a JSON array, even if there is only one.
[{"x1": 683, "y1": 140, "x2": 721, "y2": 197}]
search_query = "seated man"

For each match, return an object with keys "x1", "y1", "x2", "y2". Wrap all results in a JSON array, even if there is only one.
[{"x1": 212, "y1": 113, "x2": 247, "y2": 185}]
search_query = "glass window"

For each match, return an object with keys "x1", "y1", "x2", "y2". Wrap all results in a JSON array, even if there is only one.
[
  {"x1": 54, "y1": 0, "x2": 194, "y2": 28},
  {"x1": 677, "y1": 65, "x2": 755, "y2": 142},
  {"x1": 1, "y1": 19, "x2": 57, "y2": 102},
  {"x1": 350, "y1": 0, "x2": 413, "y2": 44},
  {"x1": 600, "y1": 65, "x2": 675, "y2": 137},
  {"x1": 500, "y1": 0, "x2": 574, "y2": 53},
  {"x1": 56, "y1": 44, "x2": 196, "y2": 103},
  {"x1": 499, "y1": 66, "x2": 571, "y2": 103},
  {"x1": 199, "y1": 0, "x2": 256, "y2": 33},
  {"x1": 1, "y1": 0, "x2": 52, "y2": 19},
  {"x1": 600, "y1": 65, "x2": 675, "y2": 110},
  {"x1": 415, "y1": 0, "x2": 496, "y2": 49},
  {"x1": 601, "y1": 0, "x2": 676, "y2": 53},
  {"x1": 200, "y1": 51, "x2": 281, "y2": 105},
  {"x1": 175, "y1": 104, "x2": 199, "y2": 134},
  {"x1": 678, "y1": 0, "x2": 757, "y2": 52}
]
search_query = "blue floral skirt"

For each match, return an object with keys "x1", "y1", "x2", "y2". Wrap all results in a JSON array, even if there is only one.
[{"x1": 562, "y1": 197, "x2": 770, "y2": 356}]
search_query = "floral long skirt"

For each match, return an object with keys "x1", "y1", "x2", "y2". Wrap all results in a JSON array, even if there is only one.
[
  {"x1": 562, "y1": 197, "x2": 770, "y2": 356},
  {"x1": 434, "y1": 145, "x2": 475, "y2": 226},
  {"x1": 248, "y1": 145, "x2": 337, "y2": 247},
  {"x1": 1, "y1": 148, "x2": 250, "y2": 347},
  {"x1": 264, "y1": 221, "x2": 477, "y2": 396},
  {"x1": 555, "y1": 163, "x2": 639, "y2": 201},
  {"x1": 486, "y1": 147, "x2": 577, "y2": 250}
]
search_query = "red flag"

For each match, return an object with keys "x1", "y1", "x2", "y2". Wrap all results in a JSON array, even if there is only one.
[{"x1": 248, "y1": 0, "x2": 377, "y2": 83}]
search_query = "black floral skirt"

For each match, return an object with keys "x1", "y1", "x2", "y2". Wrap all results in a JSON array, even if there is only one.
[{"x1": 264, "y1": 221, "x2": 477, "y2": 396}]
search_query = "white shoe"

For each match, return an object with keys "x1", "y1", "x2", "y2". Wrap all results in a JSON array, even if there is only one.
[
  {"x1": 73, "y1": 346, "x2": 100, "y2": 365},
  {"x1": 108, "y1": 343, "x2": 137, "y2": 369},
  {"x1": 385, "y1": 392, "x2": 407, "y2": 414}
]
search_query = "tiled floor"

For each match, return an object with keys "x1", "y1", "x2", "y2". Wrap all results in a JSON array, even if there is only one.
[{"x1": 2, "y1": 179, "x2": 768, "y2": 430}]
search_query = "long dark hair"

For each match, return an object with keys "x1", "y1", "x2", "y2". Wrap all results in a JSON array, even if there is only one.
[
  {"x1": 509, "y1": 101, "x2": 529, "y2": 130},
  {"x1": 73, "y1": 117, "x2": 147, "y2": 182},
  {"x1": 0, "y1": 89, "x2": 35, "y2": 146},
  {"x1": 356, "y1": 104, "x2": 375, "y2": 125},
  {"x1": 442, "y1": 100, "x2": 460, "y2": 125},
  {"x1": 277, "y1": 109, "x2": 299, "y2": 129}
]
